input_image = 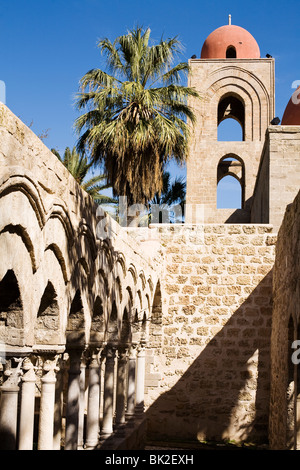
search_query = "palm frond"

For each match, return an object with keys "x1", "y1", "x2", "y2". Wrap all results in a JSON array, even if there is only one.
[{"x1": 75, "y1": 26, "x2": 200, "y2": 204}]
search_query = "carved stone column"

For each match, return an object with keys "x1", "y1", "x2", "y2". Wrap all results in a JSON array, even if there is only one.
[
  {"x1": 135, "y1": 343, "x2": 146, "y2": 416},
  {"x1": 0, "y1": 358, "x2": 23, "y2": 450},
  {"x1": 38, "y1": 355, "x2": 59, "y2": 450},
  {"x1": 115, "y1": 346, "x2": 128, "y2": 428},
  {"x1": 65, "y1": 349, "x2": 83, "y2": 450},
  {"x1": 18, "y1": 357, "x2": 37, "y2": 450},
  {"x1": 53, "y1": 355, "x2": 66, "y2": 450},
  {"x1": 126, "y1": 344, "x2": 137, "y2": 422},
  {"x1": 85, "y1": 349, "x2": 101, "y2": 448},
  {"x1": 101, "y1": 346, "x2": 116, "y2": 440},
  {"x1": 78, "y1": 353, "x2": 87, "y2": 449}
]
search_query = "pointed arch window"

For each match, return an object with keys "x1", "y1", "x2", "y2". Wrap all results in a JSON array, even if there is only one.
[
  {"x1": 217, "y1": 155, "x2": 245, "y2": 209},
  {"x1": 217, "y1": 93, "x2": 245, "y2": 141}
]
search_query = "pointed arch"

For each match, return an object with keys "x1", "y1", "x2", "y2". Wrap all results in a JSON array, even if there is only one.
[
  {"x1": 217, "y1": 154, "x2": 245, "y2": 209},
  {"x1": 0, "y1": 270, "x2": 24, "y2": 346},
  {"x1": 90, "y1": 296, "x2": 105, "y2": 344},
  {"x1": 66, "y1": 290, "x2": 86, "y2": 348},
  {"x1": 106, "y1": 300, "x2": 118, "y2": 343},
  {"x1": 34, "y1": 281, "x2": 59, "y2": 345}
]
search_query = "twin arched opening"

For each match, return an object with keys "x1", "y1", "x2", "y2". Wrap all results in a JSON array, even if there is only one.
[
  {"x1": 217, "y1": 93, "x2": 245, "y2": 142},
  {"x1": 217, "y1": 155, "x2": 245, "y2": 209}
]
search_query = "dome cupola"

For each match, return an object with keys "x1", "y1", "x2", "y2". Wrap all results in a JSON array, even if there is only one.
[
  {"x1": 201, "y1": 16, "x2": 260, "y2": 59},
  {"x1": 281, "y1": 86, "x2": 300, "y2": 125}
]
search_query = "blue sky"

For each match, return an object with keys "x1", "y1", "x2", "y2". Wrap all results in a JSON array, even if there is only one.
[{"x1": 1, "y1": 0, "x2": 299, "y2": 205}]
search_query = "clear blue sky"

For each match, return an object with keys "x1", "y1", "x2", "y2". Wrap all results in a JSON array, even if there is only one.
[{"x1": 1, "y1": 0, "x2": 299, "y2": 201}]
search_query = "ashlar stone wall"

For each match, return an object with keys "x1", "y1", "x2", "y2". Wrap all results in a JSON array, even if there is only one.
[
  {"x1": 269, "y1": 190, "x2": 300, "y2": 450},
  {"x1": 144, "y1": 223, "x2": 276, "y2": 444},
  {"x1": 252, "y1": 126, "x2": 300, "y2": 232}
]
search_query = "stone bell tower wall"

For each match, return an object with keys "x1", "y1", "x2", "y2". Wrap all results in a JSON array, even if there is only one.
[
  {"x1": 251, "y1": 126, "x2": 300, "y2": 231},
  {"x1": 186, "y1": 58, "x2": 275, "y2": 224}
]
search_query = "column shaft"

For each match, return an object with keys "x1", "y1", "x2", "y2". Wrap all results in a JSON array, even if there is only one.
[
  {"x1": 115, "y1": 348, "x2": 127, "y2": 426},
  {"x1": 101, "y1": 347, "x2": 116, "y2": 439},
  {"x1": 135, "y1": 346, "x2": 146, "y2": 415},
  {"x1": 18, "y1": 358, "x2": 36, "y2": 450},
  {"x1": 78, "y1": 357, "x2": 87, "y2": 449},
  {"x1": 0, "y1": 358, "x2": 22, "y2": 450},
  {"x1": 38, "y1": 358, "x2": 58, "y2": 450},
  {"x1": 126, "y1": 345, "x2": 137, "y2": 421},
  {"x1": 65, "y1": 350, "x2": 82, "y2": 450},
  {"x1": 86, "y1": 352, "x2": 101, "y2": 448}
]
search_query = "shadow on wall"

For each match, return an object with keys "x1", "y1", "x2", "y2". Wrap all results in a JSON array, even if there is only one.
[{"x1": 145, "y1": 270, "x2": 273, "y2": 445}]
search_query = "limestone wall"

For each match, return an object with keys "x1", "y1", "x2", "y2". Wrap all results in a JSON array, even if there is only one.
[
  {"x1": 252, "y1": 126, "x2": 300, "y2": 231},
  {"x1": 144, "y1": 223, "x2": 276, "y2": 444},
  {"x1": 269, "y1": 190, "x2": 300, "y2": 450}
]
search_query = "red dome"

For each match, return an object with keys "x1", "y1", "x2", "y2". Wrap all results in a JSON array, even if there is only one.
[
  {"x1": 281, "y1": 87, "x2": 300, "y2": 125},
  {"x1": 201, "y1": 24, "x2": 260, "y2": 59}
]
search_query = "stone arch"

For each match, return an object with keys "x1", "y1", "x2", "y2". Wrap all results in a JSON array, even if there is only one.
[
  {"x1": 0, "y1": 224, "x2": 37, "y2": 273},
  {"x1": 217, "y1": 154, "x2": 245, "y2": 209},
  {"x1": 0, "y1": 173, "x2": 46, "y2": 229},
  {"x1": 66, "y1": 289, "x2": 86, "y2": 348},
  {"x1": 98, "y1": 268, "x2": 109, "y2": 325},
  {"x1": 44, "y1": 244, "x2": 69, "y2": 284},
  {"x1": 217, "y1": 92, "x2": 245, "y2": 141},
  {"x1": 90, "y1": 296, "x2": 105, "y2": 345},
  {"x1": 148, "y1": 281, "x2": 163, "y2": 348},
  {"x1": 120, "y1": 307, "x2": 131, "y2": 345},
  {"x1": 0, "y1": 270, "x2": 24, "y2": 346},
  {"x1": 106, "y1": 300, "x2": 119, "y2": 344},
  {"x1": 207, "y1": 68, "x2": 271, "y2": 140},
  {"x1": 46, "y1": 202, "x2": 74, "y2": 248},
  {"x1": 77, "y1": 220, "x2": 97, "y2": 261},
  {"x1": 142, "y1": 293, "x2": 151, "y2": 341},
  {"x1": 34, "y1": 281, "x2": 59, "y2": 345}
]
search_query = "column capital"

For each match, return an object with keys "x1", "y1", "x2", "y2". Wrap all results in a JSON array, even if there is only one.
[
  {"x1": 88, "y1": 348, "x2": 101, "y2": 368},
  {"x1": 41, "y1": 355, "x2": 60, "y2": 384},
  {"x1": 117, "y1": 345, "x2": 129, "y2": 360},
  {"x1": 1, "y1": 357, "x2": 23, "y2": 390},
  {"x1": 104, "y1": 344, "x2": 117, "y2": 359},
  {"x1": 21, "y1": 357, "x2": 37, "y2": 383}
]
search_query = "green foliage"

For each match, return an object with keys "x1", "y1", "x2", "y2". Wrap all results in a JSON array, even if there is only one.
[
  {"x1": 75, "y1": 26, "x2": 199, "y2": 205},
  {"x1": 51, "y1": 147, "x2": 117, "y2": 205}
]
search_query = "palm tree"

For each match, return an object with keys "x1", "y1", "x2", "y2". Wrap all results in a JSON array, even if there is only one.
[
  {"x1": 51, "y1": 147, "x2": 117, "y2": 205},
  {"x1": 74, "y1": 26, "x2": 199, "y2": 206},
  {"x1": 145, "y1": 170, "x2": 186, "y2": 224}
]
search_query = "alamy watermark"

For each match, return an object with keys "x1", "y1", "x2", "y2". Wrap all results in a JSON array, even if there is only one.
[
  {"x1": 96, "y1": 197, "x2": 205, "y2": 244},
  {"x1": 291, "y1": 340, "x2": 300, "y2": 365},
  {"x1": 0, "y1": 80, "x2": 6, "y2": 104},
  {"x1": 291, "y1": 80, "x2": 300, "y2": 105}
]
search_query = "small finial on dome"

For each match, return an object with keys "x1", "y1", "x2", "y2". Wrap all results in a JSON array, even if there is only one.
[{"x1": 228, "y1": 14, "x2": 231, "y2": 25}]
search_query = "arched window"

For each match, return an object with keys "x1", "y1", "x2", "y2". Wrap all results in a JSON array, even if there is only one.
[
  {"x1": 217, "y1": 155, "x2": 245, "y2": 209},
  {"x1": 217, "y1": 94, "x2": 245, "y2": 141},
  {"x1": 217, "y1": 175, "x2": 242, "y2": 209},
  {"x1": 226, "y1": 46, "x2": 236, "y2": 58},
  {"x1": 218, "y1": 118, "x2": 243, "y2": 141}
]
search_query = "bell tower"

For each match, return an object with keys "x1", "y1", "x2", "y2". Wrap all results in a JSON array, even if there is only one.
[{"x1": 186, "y1": 17, "x2": 275, "y2": 223}]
